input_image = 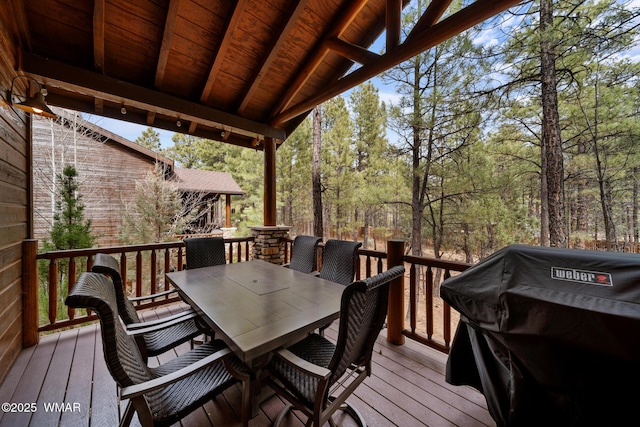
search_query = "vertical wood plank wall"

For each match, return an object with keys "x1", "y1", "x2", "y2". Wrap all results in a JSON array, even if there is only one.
[
  {"x1": 31, "y1": 113, "x2": 160, "y2": 247},
  {"x1": 0, "y1": 9, "x2": 29, "y2": 382}
]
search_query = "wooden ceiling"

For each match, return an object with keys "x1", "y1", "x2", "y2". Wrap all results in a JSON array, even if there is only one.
[{"x1": 5, "y1": 0, "x2": 521, "y2": 149}]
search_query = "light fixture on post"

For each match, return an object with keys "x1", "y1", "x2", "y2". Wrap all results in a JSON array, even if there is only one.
[{"x1": 8, "y1": 75, "x2": 56, "y2": 119}]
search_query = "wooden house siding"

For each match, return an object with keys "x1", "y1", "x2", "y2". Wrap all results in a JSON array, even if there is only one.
[
  {"x1": 32, "y1": 113, "x2": 162, "y2": 247},
  {"x1": 0, "y1": 7, "x2": 30, "y2": 383}
]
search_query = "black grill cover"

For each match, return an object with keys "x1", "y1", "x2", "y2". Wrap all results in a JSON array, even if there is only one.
[{"x1": 441, "y1": 244, "x2": 640, "y2": 427}]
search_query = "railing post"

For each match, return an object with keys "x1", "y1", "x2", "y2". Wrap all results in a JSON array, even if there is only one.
[
  {"x1": 386, "y1": 239, "x2": 405, "y2": 345},
  {"x1": 22, "y1": 239, "x2": 39, "y2": 347}
]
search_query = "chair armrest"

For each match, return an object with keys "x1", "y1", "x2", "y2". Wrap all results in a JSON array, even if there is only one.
[
  {"x1": 125, "y1": 308, "x2": 197, "y2": 330},
  {"x1": 120, "y1": 347, "x2": 232, "y2": 399},
  {"x1": 125, "y1": 311, "x2": 200, "y2": 336},
  {"x1": 129, "y1": 288, "x2": 178, "y2": 302},
  {"x1": 274, "y1": 348, "x2": 331, "y2": 380}
]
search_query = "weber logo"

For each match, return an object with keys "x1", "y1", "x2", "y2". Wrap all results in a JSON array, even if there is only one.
[{"x1": 551, "y1": 267, "x2": 613, "y2": 287}]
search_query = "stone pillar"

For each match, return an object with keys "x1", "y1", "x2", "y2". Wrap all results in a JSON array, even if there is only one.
[{"x1": 250, "y1": 226, "x2": 291, "y2": 264}]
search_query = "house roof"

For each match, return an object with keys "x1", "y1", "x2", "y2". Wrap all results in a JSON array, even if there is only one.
[
  {"x1": 5, "y1": 0, "x2": 522, "y2": 149},
  {"x1": 173, "y1": 167, "x2": 244, "y2": 196}
]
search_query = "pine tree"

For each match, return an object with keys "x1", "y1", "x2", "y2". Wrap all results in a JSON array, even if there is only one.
[
  {"x1": 44, "y1": 165, "x2": 95, "y2": 250},
  {"x1": 135, "y1": 127, "x2": 162, "y2": 151},
  {"x1": 40, "y1": 165, "x2": 95, "y2": 324},
  {"x1": 349, "y1": 82, "x2": 390, "y2": 249}
]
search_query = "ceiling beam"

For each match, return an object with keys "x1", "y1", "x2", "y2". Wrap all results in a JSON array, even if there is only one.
[
  {"x1": 200, "y1": 0, "x2": 248, "y2": 103},
  {"x1": 272, "y1": 0, "x2": 522, "y2": 125},
  {"x1": 236, "y1": 0, "x2": 310, "y2": 116},
  {"x1": 190, "y1": 0, "x2": 247, "y2": 136},
  {"x1": 9, "y1": 0, "x2": 31, "y2": 52},
  {"x1": 268, "y1": 0, "x2": 371, "y2": 121},
  {"x1": 154, "y1": 0, "x2": 180, "y2": 89},
  {"x1": 93, "y1": 0, "x2": 105, "y2": 72},
  {"x1": 406, "y1": 0, "x2": 454, "y2": 42},
  {"x1": 45, "y1": 93, "x2": 263, "y2": 150},
  {"x1": 21, "y1": 53, "x2": 286, "y2": 140},
  {"x1": 324, "y1": 37, "x2": 380, "y2": 65},
  {"x1": 386, "y1": 0, "x2": 403, "y2": 51}
]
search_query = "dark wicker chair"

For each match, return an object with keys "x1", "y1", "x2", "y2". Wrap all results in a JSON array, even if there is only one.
[
  {"x1": 317, "y1": 239, "x2": 363, "y2": 286},
  {"x1": 284, "y1": 235, "x2": 322, "y2": 273},
  {"x1": 265, "y1": 265, "x2": 405, "y2": 427},
  {"x1": 184, "y1": 236, "x2": 227, "y2": 269},
  {"x1": 92, "y1": 253, "x2": 208, "y2": 360},
  {"x1": 65, "y1": 272, "x2": 250, "y2": 427}
]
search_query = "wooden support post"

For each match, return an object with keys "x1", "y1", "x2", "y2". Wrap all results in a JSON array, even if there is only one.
[
  {"x1": 22, "y1": 239, "x2": 39, "y2": 347},
  {"x1": 263, "y1": 137, "x2": 277, "y2": 226},
  {"x1": 225, "y1": 194, "x2": 232, "y2": 228},
  {"x1": 386, "y1": 239, "x2": 405, "y2": 345}
]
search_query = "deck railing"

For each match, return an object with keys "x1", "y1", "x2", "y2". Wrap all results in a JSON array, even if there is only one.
[
  {"x1": 402, "y1": 255, "x2": 471, "y2": 353},
  {"x1": 283, "y1": 238, "x2": 471, "y2": 353},
  {"x1": 25, "y1": 236, "x2": 470, "y2": 354},
  {"x1": 22, "y1": 237, "x2": 253, "y2": 342}
]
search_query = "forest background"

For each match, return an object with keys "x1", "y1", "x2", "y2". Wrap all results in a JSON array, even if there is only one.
[{"x1": 100, "y1": 0, "x2": 640, "y2": 264}]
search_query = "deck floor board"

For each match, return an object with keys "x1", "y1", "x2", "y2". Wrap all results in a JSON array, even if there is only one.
[{"x1": 0, "y1": 304, "x2": 494, "y2": 427}]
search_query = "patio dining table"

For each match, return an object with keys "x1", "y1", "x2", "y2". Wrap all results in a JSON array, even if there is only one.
[{"x1": 165, "y1": 259, "x2": 345, "y2": 416}]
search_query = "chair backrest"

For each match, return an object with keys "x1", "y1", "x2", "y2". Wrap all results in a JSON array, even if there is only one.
[
  {"x1": 328, "y1": 265, "x2": 405, "y2": 384},
  {"x1": 288, "y1": 235, "x2": 322, "y2": 273},
  {"x1": 184, "y1": 237, "x2": 226, "y2": 269},
  {"x1": 318, "y1": 239, "x2": 363, "y2": 285},
  {"x1": 92, "y1": 253, "x2": 140, "y2": 324},
  {"x1": 65, "y1": 272, "x2": 153, "y2": 388}
]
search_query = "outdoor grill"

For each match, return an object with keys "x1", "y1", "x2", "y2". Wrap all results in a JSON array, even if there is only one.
[{"x1": 441, "y1": 244, "x2": 640, "y2": 426}]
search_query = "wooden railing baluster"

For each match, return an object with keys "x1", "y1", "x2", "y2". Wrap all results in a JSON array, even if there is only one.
[
  {"x1": 120, "y1": 252, "x2": 127, "y2": 296},
  {"x1": 164, "y1": 249, "x2": 171, "y2": 293},
  {"x1": 136, "y1": 251, "x2": 143, "y2": 300},
  {"x1": 410, "y1": 263, "x2": 417, "y2": 334},
  {"x1": 67, "y1": 257, "x2": 76, "y2": 320},
  {"x1": 48, "y1": 260, "x2": 58, "y2": 326},
  {"x1": 150, "y1": 250, "x2": 157, "y2": 296},
  {"x1": 426, "y1": 266, "x2": 434, "y2": 340},
  {"x1": 443, "y1": 269, "x2": 452, "y2": 347}
]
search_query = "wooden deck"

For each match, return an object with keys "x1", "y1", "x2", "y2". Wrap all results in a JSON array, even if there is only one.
[{"x1": 0, "y1": 304, "x2": 494, "y2": 427}]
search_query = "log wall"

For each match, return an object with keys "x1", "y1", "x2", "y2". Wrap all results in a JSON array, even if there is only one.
[{"x1": 0, "y1": 7, "x2": 29, "y2": 382}]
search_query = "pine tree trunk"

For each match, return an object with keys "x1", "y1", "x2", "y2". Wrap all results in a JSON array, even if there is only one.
[
  {"x1": 312, "y1": 106, "x2": 324, "y2": 238},
  {"x1": 575, "y1": 139, "x2": 588, "y2": 246},
  {"x1": 634, "y1": 168, "x2": 639, "y2": 243},
  {"x1": 540, "y1": 0, "x2": 566, "y2": 247}
]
